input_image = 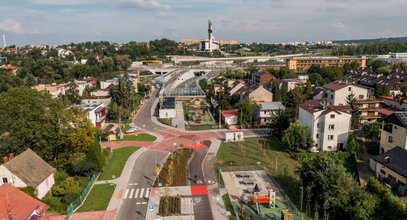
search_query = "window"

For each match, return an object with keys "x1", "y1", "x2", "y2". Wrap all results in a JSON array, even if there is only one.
[
  {"x1": 330, "y1": 95, "x2": 333, "y2": 99},
  {"x1": 330, "y1": 114, "x2": 335, "y2": 119},
  {"x1": 317, "y1": 123, "x2": 320, "y2": 128},
  {"x1": 328, "y1": 146, "x2": 332, "y2": 150},
  {"x1": 388, "y1": 136, "x2": 393, "y2": 143},
  {"x1": 380, "y1": 169, "x2": 386, "y2": 175},
  {"x1": 348, "y1": 87, "x2": 352, "y2": 91},
  {"x1": 2, "y1": 177, "x2": 7, "y2": 183},
  {"x1": 264, "y1": 111, "x2": 267, "y2": 114},
  {"x1": 329, "y1": 124, "x2": 335, "y2": 130},
  {"x1": 359, "y1": 95, "x2": 364, "y2": 99},
  {"x1": 328, "y1": 135, "x2": 334, "y2": 140},
  {"x1": 316, "y1": 134, "x2": 319, "y2": 138}
]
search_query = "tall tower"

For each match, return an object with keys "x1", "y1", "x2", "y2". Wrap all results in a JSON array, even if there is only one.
[
  {"x1": 208, "y1": 20, "x2": 213, "y2": 52},
  {"x1": 2, "y1": 34, "x2": 6, "y2": 48}
]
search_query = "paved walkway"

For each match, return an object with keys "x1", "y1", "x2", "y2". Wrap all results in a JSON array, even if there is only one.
[{"x1": 173, "y1": 101, "x2": 186, "y2": 130}]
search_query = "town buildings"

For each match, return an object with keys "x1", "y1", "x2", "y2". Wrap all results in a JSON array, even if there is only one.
[
  {"x1": 323, "y1": 80, "x2": 372, "y2": 105},
  {"x1": 79, "y1": 103, "x2": 106, "y2": 128},
  {"x1": 286, "y1": 56, "x2": 367, "y2": 71},
  {"x1": 299, "y1": 100, "x2": 351, "y2": 152},
  {"x1": 221, "y1": 109, "x2": 240, "y2": 125},
  {"x1": 257, "y1": 102, "x2": 286, "y2": 123},
  {"x1": 159, "y1": 97, "x2": 176, "y2": 119},
  {"x1": 379, "y1": 112, "x2": 407, "y2": 153},
  {"x1": 251, "y1": 71, "x2": 275, "y2": 86},
  {"x1": 238, "y1": 84, "x2": 273, "y2": 103}
]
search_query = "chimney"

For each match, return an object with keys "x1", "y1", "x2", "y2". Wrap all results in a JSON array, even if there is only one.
[
  {"x1": 384, "y1": 156, "x2": 391, "y2": 163},
  {"x1": 8, "y1": 153, "x2": 14, "y2": 160},
  {"x1": 3, "y1": 156, "x2": 8, "y2": 163}
]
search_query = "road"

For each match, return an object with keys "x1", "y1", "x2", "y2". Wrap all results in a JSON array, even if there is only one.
[
  {"x1": 133, "y1": 89, "x2": 166, "y2": 132},
  {"x1": 116, "y1": 150, "x2": 168, "y2": 220}
]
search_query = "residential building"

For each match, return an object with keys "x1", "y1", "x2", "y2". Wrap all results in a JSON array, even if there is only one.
[
  {"x1": 0, "y1": 183, "x2": 49, "y2": 220},
  {"x1": 299, "y1": 100, "x2": 351, "y2": 152},
  {"x1": 369, "y1": 147, "x2": 407, "y2": 193},
  {"x1": 281, "y1": 77, "x2": 307, "y2": 91},
  {"x1": 221, "y1": 109, "x2": 240, "y2": 125},
  {"x1": 32, "y1": 83, "x2": 69, "y2": 98},
  {"x1": 312, "y1": 87, "x2": 324, "y2": 101},
  {"x1": 379, "y1": 112, "x2": 407, "y2": 153},
  {"x1": 357, "y1": 99, "x2": 382, "y2": 123},
  {"x1": 257, "y1": 102, "x2": 286, "y2": 123},
  {"x1": 0, "y1": 149, "x2": 56, "y2": 199},
  {"x1": 214, "y1": 84, "x2": 225, "y2": 93},
  {"x1": 226, "y1": 81, "x2": 245, "y2": 96},
  {"x1": 238, "y1": 84, "x2": 273, "y2": 103},
  {"x1": 286, "y1": 56, "x2": 367, "y2": 71},
  {"x1": 159, "y1": 97, "x2": 176, "y2": 119},
  {"x1": 323, "y1": 80, "x2": 371, "y2": 105},
  {"x1": 100, "y1": 79, "x2": 117, "y2": 90},
  {"x1": 0, "y1": 64, "x2": 18, "y2": 75},
  {"x1": 252, "y1": 70, "x2": 275, "y2": 86},
  {"x1": 79, "y1": 103, "x2": 106, "y2": 128},
  {"x1": 381, "y1": 96, "x2": 407, "y2": 111},
  {"x1": 82, "y1": 96, "x2": 112, "y2": 108},
  {"x1": 91, "y1": 89, "x2": 110, "y2": 97}
]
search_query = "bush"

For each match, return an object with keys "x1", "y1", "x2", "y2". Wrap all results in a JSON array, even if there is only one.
[
  {"x1": 72, "y1": 158, "x2": 97, "y2": 176},
  {"x1": 21, "y1": 186, "x2": 37, "y2": 198},
  {"x1": 42, "y1": 196, "x2": 65, "y2": 213},
  {"x1": 62, "y1": 192, "x2": 80, "y2": 205},
  {"x1": 52, "y1": 177, "x2": 81, "y2": 197}
]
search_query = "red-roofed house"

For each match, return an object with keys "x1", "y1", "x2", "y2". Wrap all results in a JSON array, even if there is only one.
[
  {"x1": 222, "y1": 109, "x2": 240, "y2": 125},
  {"x1": 0, "y1": 183, "x2": 49, "y2": 220},
  {"x1": 323, "y1": 80, "x2": 373, "y2": 105},
  {"x1": 299, "y1": 100, "x2": 351, "y2": 152},
  {"x1": 1, "y1": 65, "x2": 19, "y2": 75}
]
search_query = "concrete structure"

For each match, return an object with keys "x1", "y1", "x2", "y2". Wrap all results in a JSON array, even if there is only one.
[
  {"x1": 227, "y1": 80, "x2": 245, "y2": 95},
  {"x1": 32, "y1": 83, "x2": 68, "y2": 98},
  {"x1": 79, "y1": 103, "x2": 106, "y2": 128},
  {"x1": 0, "y1": 149, "x2": 55, "y2": 199},
  {"x1": 286, "y1": 56, "x2": 367, "y2": 71},
  {"x1": 323, "y1": 80, "x2": 371, "y2": 105},
  {"x1": 91, "y1": 89, "x2": 110, "y2": 97},
  {"x1": 82, "y1": 96, "x2": 112, "y2": 108},
  {"x1": 224, "y1": 132, "x2": 244, "y2": 142},
  {"x1": 221, "y1": 109, "x2": 240, "y2": 125},
  {"x1": 199, "y1": 20, "x2": 220, "y2": 52},
  {"x1": 357, "y1": 99, "x2": 382, "y2": 124},
  {"x1": 281, "y1": 75, "x2": 308, "y2": 91},
  {"x1": 239, "y1": 84, "x2": 273, "y2": 103},
  {"x1": 299, "y1": 100, "x2": 351, "y2": 152},
  {"x1": 159, "y1": 97, "x2": 176, "y2": 119},
  {"x1": 370, "y1": 147, "x2": 407, "y2": 193},
  {"x1": 379, "y1": 112, "x2": 407, "y2": 153},
  {"x1": 257, "y1": 102, "x2": 286, "y2": 123},
  {"x1": 0, "y1": 183, "x2": 49, "y2": 219},
  {"x1": 252, "y1": 71, "x2": 275, "y2": 86}
]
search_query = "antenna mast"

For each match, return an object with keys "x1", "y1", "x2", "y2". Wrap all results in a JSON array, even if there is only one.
[{"x1": 2, "y1": 34, "x2": 6, "y2": 48}]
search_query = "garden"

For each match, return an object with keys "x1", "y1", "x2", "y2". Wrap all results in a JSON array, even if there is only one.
[
  {"x1": 154, "y1": 148, "x2": 194, "y2": 186},
  {"x1": 182, "y1": 99, "x2": 216, "y2": 131},
  {"x1": 158, "y1": 196, "x2": 182, "y2": 216},
  {"x1": 118, "y1": 133, "x2": 157, "y2": 141}
]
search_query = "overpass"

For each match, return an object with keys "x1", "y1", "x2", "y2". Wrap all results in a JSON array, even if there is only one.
[{"x1": 169, "y1": 54, "x2": 304, "y2": 64}]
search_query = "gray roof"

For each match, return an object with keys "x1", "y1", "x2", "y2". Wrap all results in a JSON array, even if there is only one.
[
  {"x1": 371, "y1": 147, "x2": 407, "y2": 178},
  {"x1": 2, "y1": 148, "x2": 56, "y2": 187},
  {"x1": 258, "y1": 102, "x2": 286, "y2": 111},
  {"x1": 382, "y1": 112, "x2": 407, "y2": 128},
  {"x1": 160, "y1": 97, "x2": 176, "y2": 109}
]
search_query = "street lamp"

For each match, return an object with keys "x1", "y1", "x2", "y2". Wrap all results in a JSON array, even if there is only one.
[{"x1": 173, "y1": 142, "x2": 177, "y2": 152}]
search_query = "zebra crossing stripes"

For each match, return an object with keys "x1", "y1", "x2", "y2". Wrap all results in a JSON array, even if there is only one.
[{"x1": 123, "y1": 188, "x2": 150, "y2": 199}]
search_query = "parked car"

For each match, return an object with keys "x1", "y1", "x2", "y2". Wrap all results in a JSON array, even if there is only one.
[{"x1": 125, "y1": 128, "x2": 138, "y2": 133}]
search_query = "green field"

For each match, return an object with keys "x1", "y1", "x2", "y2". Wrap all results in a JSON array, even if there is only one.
[
  {"x1": 216, "y1": 136, "x2": 301, "y2": 208},
  {"x1": 119, "y1": 133, "x2": 157, "y2": 141},
  {"x1": 77, "y1": 184, "x2": 116, "y2": 212},
  {"x1": 99, "y1": 147, "x2": 140, "y2": 180}
]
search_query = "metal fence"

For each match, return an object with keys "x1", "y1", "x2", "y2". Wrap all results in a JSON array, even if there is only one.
[{"x1": 66, "y1": 174, "x2": 97, "y2": 219}]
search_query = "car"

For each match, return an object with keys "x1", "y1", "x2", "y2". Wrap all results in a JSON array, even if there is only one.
[
  {"x1": 238, "y1": 181, "x2": 247, "y2": 185},
  {"x1": 235, "y1": 174, "x2": 242, "y2": 178},
  {"x1": 145, "y1": 96, "x2": 150, "y2": 99},
  {"x1": 242, "y1": 174, "x2": 251, "y2": 178},
  {"x1": 246, "y1": 181, "x2": 255, "y2": 185},
  {"x1": 125, "y1": 128, "x2": 138, "y2": 133}
]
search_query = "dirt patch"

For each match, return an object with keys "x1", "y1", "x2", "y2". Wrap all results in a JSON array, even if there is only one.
[
  {"x1": 202, "y1": 140, "x2": 212, "y2": 147},
  {"x1": 154, "y1": 148, "x2": 194, "y2": 186}
]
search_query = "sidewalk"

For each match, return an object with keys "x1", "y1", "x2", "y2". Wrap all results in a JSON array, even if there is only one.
[
  {"x1": 202, "y1": 139, "x2": 229, "y2": 220},
  {"x1": 94, "y1": 147, "x2": 149, "y2": 211},
  {"x1": 173, "y1": 101, "x2": 186, "y2": 130}
]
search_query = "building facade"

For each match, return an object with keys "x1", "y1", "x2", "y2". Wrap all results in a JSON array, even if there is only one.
[
  {"x1": 286, "y1": 56, "x2": 367, "y2": 71},
  {"x1": 379, "y1": 112, "x2": 407, "y2": 153},
  {"x1": 257, "y1": 102, "x2": 286, "y2": 123},
  {"x1": 323, "y1": 80, "x2": 371, "y2": 105}
]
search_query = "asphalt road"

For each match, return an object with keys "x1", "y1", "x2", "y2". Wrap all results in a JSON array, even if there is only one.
[
  {"x1": 116, "y1": 150, "x2": 168, "y2": 220},
  {"x1": 133, "y1": 89, "x2": 166, "y2": 132}
]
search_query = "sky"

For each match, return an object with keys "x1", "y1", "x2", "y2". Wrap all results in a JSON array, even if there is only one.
[{"x1": 0, "y1": 0, "x2": 406, "y2": 46}]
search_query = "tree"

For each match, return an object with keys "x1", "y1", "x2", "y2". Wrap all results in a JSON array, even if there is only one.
[
  {"x1": 363, "y1": 122, "x2": 381, "y2": 140},
  {"x1": 236, "y1": 98, "x2": 259, "y2": 126},
  {"x1": 268, "y1": 110, "x2": 291, "y2": 135},
  {"x1": 374, "y1": 84, "x2": 390, "y2": 97},
  {"x1": 100, "y1": 57, "x2": 115, "y2": 72},
  {"x1": 0, "y1": 87, "x2": 63, "y2": 161},
  {"x1": 114, "y1": 55, "x2": 132, "y2": 71},
  {"x1": 65, "y1": 81, "x2": 81, "y2": 104},
  {"x1": 282, "y1": 122, "x2": 313, "y2": 151},
  {"x1": 346, "y1": 93, "x2": 361, "y2": 129}
]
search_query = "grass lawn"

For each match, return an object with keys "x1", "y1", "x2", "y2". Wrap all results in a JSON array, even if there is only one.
[
  {"x1": 157, "y1": 118, "x2": 172, "y2": 126},
  {"x1": 216, "y1": 136, "x2": 302, "y2": 207},
  {"x1": 77, "y1": 184, "x2": 116, "y2": 212},
  {"x1": 119, "y1": 133, "x2": 157, "y2": 141},
  {"x1": 123, "y1": 124, "x2": 131, "y2": 132},
  {"x1": 99, "y1": 147, "x2": 140, "y2": 180},
  {"x1": 222, "y1": 194, "x2": 237, "y2": 220}
]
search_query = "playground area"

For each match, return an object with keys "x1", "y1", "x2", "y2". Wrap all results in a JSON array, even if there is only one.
[
  {"x1": 221, "y1": 170, "x2": 301, "y2": 220},
  {"x1": 183, "y1": 99, "x2": 216, "y2": 127}
]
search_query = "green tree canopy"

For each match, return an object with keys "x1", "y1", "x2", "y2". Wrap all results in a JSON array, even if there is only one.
[{"x1": 282, "y1": 121, "x2": 313, "y2": 150}]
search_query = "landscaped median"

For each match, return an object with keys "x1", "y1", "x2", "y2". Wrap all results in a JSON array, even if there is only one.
[
  {"x1": 99, "y1": 147, "x2": 140, "y2": 180},
  {"x1": 117, "y1": 133, "x2": 157, "y2": 141},
  {"x1": 77, "y1": 184, "x2": 116, "y2": 212}
]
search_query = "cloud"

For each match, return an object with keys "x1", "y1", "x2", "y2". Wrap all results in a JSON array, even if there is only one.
[
  {"x1": 30, "y1": 0, "x2": 92, "y2": 5},
  {"x1": 115, "y1": 0, "x2": 171, "y2": 10},
  {"x1": 330, "y1": 21, "x2": 346, "y2": 29},
  {"x1": 0, "y1": 19, "x2": 32, "y2": 34}
]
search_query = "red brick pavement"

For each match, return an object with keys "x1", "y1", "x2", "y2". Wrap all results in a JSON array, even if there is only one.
[{"x1": 43, "y1": 209, "x2": 117, "y2": 220}]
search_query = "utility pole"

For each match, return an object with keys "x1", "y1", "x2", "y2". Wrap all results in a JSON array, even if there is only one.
[{"x1": 300, "y1": 186, "x2": 304, "y2": 211}]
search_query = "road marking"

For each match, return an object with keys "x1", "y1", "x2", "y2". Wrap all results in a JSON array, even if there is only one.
[
  {"x1": 128, "y1": 183, "x2": 133, "y2": 185},
  {"x1": 139, "y1": 188, "x2": 145, "y2": 198},
  {"x1": 141, "y1": 202, "x2": 147, "y2": 204},
  {"x1": 134, "y1": 183, "x2": 138, "y2": 185},
  {"x1": 123, "y1": 189, "x2": 129, "y2": 199},
  {"x1": 145, "y1": 188, "x2": 150, "y2": 198},
  {"x1": 136, "y1": 202, "x2": 140, "y2": 204},
  {"x1": 134, "y1": 188, "x2": 140, "y2": 198},
  {"x1": 129, "y1": 189, "x2": 134, "y2": 198}
]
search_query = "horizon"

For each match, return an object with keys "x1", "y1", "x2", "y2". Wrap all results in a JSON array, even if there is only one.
[{"x1": 1, "y1": 0, "x2": 407, "y2": 46}]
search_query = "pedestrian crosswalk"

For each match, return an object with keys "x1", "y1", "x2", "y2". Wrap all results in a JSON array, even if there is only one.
[{"x1": 123, "y1": 187, "x2": 150, "y2": 199}]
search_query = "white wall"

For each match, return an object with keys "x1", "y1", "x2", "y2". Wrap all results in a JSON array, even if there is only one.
[
  {"x1": 0, "y1": 166, "x2": 27, "y2": 188},
  {"x1": 326, "y1": 85, "x2": 368, "y2": 105},
  {"x1": 224, "y1": 116, "x2": 238, "y2": 125},
  {"x1": 36, "y1": 173, "x2": 55, "y2": 199},
  {"x1": 159, "y1": 109, "x2": 177, "y2": 119}
]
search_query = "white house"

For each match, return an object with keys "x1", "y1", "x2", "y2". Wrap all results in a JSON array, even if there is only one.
[
  {"x1": 159, "y1": 97, "x2": 176, "y2": 119},
  {"x1": 257, "y1": 102, "x2": 286, "y2": 123},
  {"x1": 79, "y1": 103, "x2": 106, "y2": 128},
  {"x1": 0, "y1": 149, "x2": 56, "y2": 199},
  {"x1": 299, "y1": 100, "x2": 351, "y2": 152},
  {"x1": 221, "y1": 109, "x2": 240, "y2": 125},
  {"x1": 323, "y1": 80, "x2": 371, "y2": 105}
]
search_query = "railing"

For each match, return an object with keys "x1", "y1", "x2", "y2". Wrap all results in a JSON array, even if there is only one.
[{"x1": 66, "y1": 174, "x2": 97, "y2": 219}]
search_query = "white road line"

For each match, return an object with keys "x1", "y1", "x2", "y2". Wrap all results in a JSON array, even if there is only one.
[
  {"x1": 134, "y1": 188, "x2": 140, "y2": 198},
  {"x1": 136, "y1": 202, "x2": 141, "y2": 204},
  {"x1": 123, "y1": 189, "x2": 129, "y2": 199},
  {"x1": 145, "y1": 188, "x2": 150, "y2": 198},
  {"x1": 139, "y1": 188, "x2": 145, "y2": 198},
  {"x1": 128, "y1": 183, "x2": 133, "y2": 185},
  {"x1": 134, "y1": 183, "x2": 138, "y2": 185},
  {"x1": 141, "y1": 202, "x2": 147, "y2": 204},
  {"x1": 129, "y1": 189, "x2": 134, "y2": 198}
]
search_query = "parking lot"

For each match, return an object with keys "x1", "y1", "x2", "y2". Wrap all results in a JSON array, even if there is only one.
[{"x1": 221, "y1": 170, "x2": 283, "y2": 202}]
